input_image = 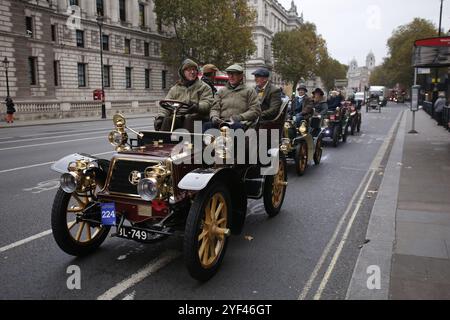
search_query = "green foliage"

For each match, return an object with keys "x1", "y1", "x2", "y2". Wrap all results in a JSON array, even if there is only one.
[
  {"x1": 370, "y1": 18, "x2": 438, "y2": 88},
  {"x1": 154, "y1": 0, "x2": 256, "y2": 70},
  {"x1": 272, "y1": 22, "x2": 328, "y2": 90},
  {"x1": 318, "y1": 56, "x2": 348, "y2": 92}
]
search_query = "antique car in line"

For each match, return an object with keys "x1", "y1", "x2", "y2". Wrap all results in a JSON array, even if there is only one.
[
  {"x1": 321, "y1": 107, "x2": 349, "y2": 147},
  {"x1": 281, "y1": 108, "x2": 324, "y2": 175},
  {"x1": 50, "y1": 100, "x2": 288, "y2": 281}
]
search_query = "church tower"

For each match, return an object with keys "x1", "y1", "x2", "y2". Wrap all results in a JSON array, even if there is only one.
[{"x1": 366, "y1": 51, "x2": 375, "y2": 71}]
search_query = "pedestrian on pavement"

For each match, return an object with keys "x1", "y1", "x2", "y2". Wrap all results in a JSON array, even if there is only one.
[
  {"x1": 205, "y1": 63, "x2": 261, "y2": 131},
  {"x1": 201, "y1": 64, "x2": 219, "y2": 97},
  {"x1": 154, "y1": 58, "x2": 213, "y2": 132},
  {"x1": 292, "y1": 85, "x2": 313, "y2": 127},
  {"x1": 434, "y1": 92, "x2": 447, "y2": 126},
  {"x1": 5, "y1": 96, "x2": 15, "y2": 123},
  {"x1": 252, "y1": 67, "x2": 282, "y2": 121},
  {"x1": 312, "y1": 88, "x2": 328, "y2": 116}
]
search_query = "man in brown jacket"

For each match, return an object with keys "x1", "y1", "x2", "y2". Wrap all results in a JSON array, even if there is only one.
[
  {"x1": 154, "y1": 59, "x2": 213, "y2": 132},
  {"x1": 252, "y1": 68, "x2": 282, "y2": 121},
  {"x1": 205, "y1": 63, "x2": 261, "y2": 130}
]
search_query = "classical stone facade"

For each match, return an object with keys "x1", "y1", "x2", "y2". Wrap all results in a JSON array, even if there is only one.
[
  {"x1": 0, "y1": 0, "x2": 173, "y2": 119},
  {"x1": 245, "y1": 0, "x2": 303, "y2": 86},
  {"x1": 346, "y1": 52, "x2": 375, "y2": 95}
]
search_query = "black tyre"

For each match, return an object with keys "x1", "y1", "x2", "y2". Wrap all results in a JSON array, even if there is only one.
[
  {"x1": 313, "y1": 138, "x2": 323, "y2": 165},
  {"x1": 263, "y1": 154, "x2": 287, "y2": 217},
  {"x1": 51, "y1": 188, "x2": 110, "y2": 256},
  {"x1": 350, "y1": 117, "x2": 356, "y2": 135},
  {"x1": 294, "y1": 142, "x2": 308, "y2": 176},
  {"x1": 332, "y1": 126, "x2": 339, "y2": 147},
  {"x1": 343, "y1": 125, "x2": 348, "y2": 143},
  {"x1": 184, "y1": 181, "x2": 231, "y2": 281}
]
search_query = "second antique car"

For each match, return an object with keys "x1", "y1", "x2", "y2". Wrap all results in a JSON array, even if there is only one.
[
  {"x1": 50, "y1": 100, "x2": 288, "y2": 281},
  {"x1": 321, "y1": 107, "x2": 349, "y2": 147},
  {"x1": 281, "y1": 108, "x2": 324, "y2": 176}
]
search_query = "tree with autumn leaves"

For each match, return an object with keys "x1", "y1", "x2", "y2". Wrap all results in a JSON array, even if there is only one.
[{"x1": 154, "y1": 0, "x2": 256, "y2": 70}]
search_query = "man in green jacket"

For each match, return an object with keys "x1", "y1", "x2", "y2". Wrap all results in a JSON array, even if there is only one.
[
  {"x1": 252, "y1": 68, "x2": 282, "y2": 121},
  {"x1": 154, "y1": 59, "x2": 213, "y2": 132},
  {"x1": 205, "y1": 64, "x2": 261, "y2": 130}
]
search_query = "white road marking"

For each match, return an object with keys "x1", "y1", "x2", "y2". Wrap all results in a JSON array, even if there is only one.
[
  {"x1": 122, "y1": 291, "x2": 136, "y2": 300},
  {"x1": 0, "y1": 151, "x2": 114, "y2": 174},
  {"x1": 0, "y1": 136, "x2": 104, "y2": 151},
  {"x1": 97, "y1": 250, "x2": 180, "y2": 300},
  {"x1": 0, "y1": 125, "x2": 153, "y2": 145},
  {"x1": 0, "y1": 230, "x2": 52, "y2": 253},
  {"x1": 298, "y1": 110, "x2": 404, "y2": 300}
]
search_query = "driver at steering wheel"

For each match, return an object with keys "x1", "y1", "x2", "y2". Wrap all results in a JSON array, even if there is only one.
[
  {"x1": 154, "y1": 59, "x2": 213, "y2": 132},
  {"x1": 204, "y1": 64, "x2": 261, "y2": 131}
]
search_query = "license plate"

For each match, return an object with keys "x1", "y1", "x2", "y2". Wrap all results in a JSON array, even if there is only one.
[{"x1": 116, "y1": 225, "x2": 153, "y2": 241}]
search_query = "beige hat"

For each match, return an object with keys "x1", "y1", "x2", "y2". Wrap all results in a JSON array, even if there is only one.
[{"x1": 225, "y1": 64, "x2": 244, "y2": 73}]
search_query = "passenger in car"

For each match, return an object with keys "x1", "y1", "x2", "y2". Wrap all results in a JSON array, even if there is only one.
[
  {"x1": 252, "y1": 68, "x2": 282, "y2": 122},
  {"x1": 154, "y1": 59, "x2": 213, "y2": 132},
  {"x1": 204, "y1": 63, "x2": 261, "y2": 131}
]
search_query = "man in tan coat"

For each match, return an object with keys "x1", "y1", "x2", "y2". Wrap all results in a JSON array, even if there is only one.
[
  {"x1": 154, "y1": 59, "x2": 213, "y2": 132},
  {"x1": 205, "y1": 64, "x2": 261, "y2": 130}
]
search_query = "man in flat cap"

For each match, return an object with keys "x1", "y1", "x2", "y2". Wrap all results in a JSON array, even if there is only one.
[
  {"x1": 252, "y1": 67, "x2": 282, "y2": 121},
  {"x1": 206, "y1": 63, "x2": 261, "y2": 130},
  {"x1": 154, "y1": 58, "x2": 213, "y2": 132},
  {"x1": 201, "y1": 64, "x2": 219, "y2": 97}
]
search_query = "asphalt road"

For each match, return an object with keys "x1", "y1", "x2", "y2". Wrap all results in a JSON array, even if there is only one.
[{"x1": 0, "y1": 103, "x2": 406, "y2": 300}]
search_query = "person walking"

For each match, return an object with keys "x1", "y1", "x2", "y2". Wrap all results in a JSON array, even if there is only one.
[{"x1": 5, "y1": 96, "x2": 15, "y2": 123}]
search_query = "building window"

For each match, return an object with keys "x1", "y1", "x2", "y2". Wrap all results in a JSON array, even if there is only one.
[
  {"x1": 154, "y1": 42, "x2": 160, "y2": 56},
  {"x1": 76, "y1": 30, "x2": 84, "y2": 48},
  {"x1": 145, "y1": 69, "x2": 151, "y2": 89},
  {"x1": 96, "y1": 0, "x2": 104, "y2": 16},
  {"x1": 25, "y1": 16, "x2": 33, "y2": 37},
  {"x1": 125, "y1": 67, "x2": 132, "y2": 88},
  {"x1": 161, "y1": 70, "x2": 167, "y2": 90},
  {"x1": 102, "y1": 34, "x2": 109, "y2": 51},
  {"x1": 51, "y1": 24, "x2": 56, "y2": 42},
  {"x1": 144, "y1": 42, "x2": 149, "y2": 57},
  {"x1": 78, "y1": 63, "x2": 87, "y2": 87},
  {"x1": 139, "y1": 4, "x2": 145, "y2": 27},
  {"x1": 69, "y1": 0, "x2": 79, "y2": 6},
  {"x1": 125, "y1": 38, "x2": 131, "y2": 54},
  {"x1": 103, "y1": 65, "x2": 111, "y2": 88},
  {"x1": 29, "y1": 57, "x2": 38, "y2": 85},
  {"x1": 54, "y1": 60, "x2": 60, "y2": 86},
  {"x1": 119, "y1": 0, "x2": 126, "y2": 22}
]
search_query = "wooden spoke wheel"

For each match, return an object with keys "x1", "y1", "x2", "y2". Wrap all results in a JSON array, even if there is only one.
[
  {"x1": 51, "y1": 188, "x2": 110, "y2": 256},
  {"x1": 184, "y1": 181, "x2": 231, "y2": 281},
  {"x1": 294, "y1": 142, "x2": 308, "y2": 176},
  {"x1": 263, "y1": 154, "x2": 288, "y2": 217},
  {"x1": 314, "y1": 138, "x2": 323, "y2": 165}
]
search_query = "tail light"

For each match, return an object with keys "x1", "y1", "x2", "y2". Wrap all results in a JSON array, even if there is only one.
[{"x1": 330, "y1": 115, "x2": 336, "y2": 121}]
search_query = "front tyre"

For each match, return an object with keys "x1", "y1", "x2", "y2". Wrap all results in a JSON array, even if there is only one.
[
  {"x1": 51, "y1": 188, "x2": 110, "y2": 256},
  {"x1": 313, "y1": 137, "x2": 323, "y2": 165},
  {"x1": 184, "y1": 181, "x2": 231, "y2": 281},
  {"x1": 263, "y1": 154, "x2": 287, "y2": 217},
  {"x1": 294, "y1": 142, "x2": 308, "y2": 176}
]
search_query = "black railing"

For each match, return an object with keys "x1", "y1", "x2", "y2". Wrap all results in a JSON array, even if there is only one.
[
  {"x1": 422, "y1": 101, "x2": 433, "y2": 116},
  {"x1": 443, "y1": 106, "x2": 450, "y2": 131}
]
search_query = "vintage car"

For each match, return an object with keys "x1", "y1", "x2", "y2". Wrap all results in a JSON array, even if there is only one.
[
  {"x1": 50, "y1": 100, "x2": 288, "y2": 281},
  {"x1": 321, "y1": 107, "x2": 349, "y2": 147},
  {"x1": 280, "y1": 107, "x2": 324, "y2": 175}
]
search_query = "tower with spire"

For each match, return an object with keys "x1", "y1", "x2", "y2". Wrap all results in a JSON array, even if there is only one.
[{"x1": 366, "y1": 51, "x2": 375, "y2": 71}]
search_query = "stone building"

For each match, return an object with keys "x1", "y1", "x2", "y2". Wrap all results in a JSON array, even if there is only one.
[
  {"x1": 0, "y1": 0, "x2": 173, "y2": 119},
  {"x1": 246, "y1": 0, "x2": 303, "y2": 86},
  {"x1": 346, "y1": 51, "x2": 375, "y2": 95}
]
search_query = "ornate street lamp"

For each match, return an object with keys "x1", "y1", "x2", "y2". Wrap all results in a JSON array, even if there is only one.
[
  {"x1": 97, "y1": 15, "x2": 106, "y2": 119},
  {"x1": 2, "y1": 57, "x2": 10, "y2": 97}
]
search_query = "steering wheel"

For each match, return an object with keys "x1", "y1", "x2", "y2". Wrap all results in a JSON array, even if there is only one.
[{"x1": 159, "y1": 99, "x2": 195, "y2": 115}]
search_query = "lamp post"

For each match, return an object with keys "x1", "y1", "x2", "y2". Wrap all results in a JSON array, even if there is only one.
[
  {"x1": 97, "y1": 15, "x2": 106, "y2": 119},
  {"x1": 2, "y1": 57, "x2": 10, "y2": 98}
]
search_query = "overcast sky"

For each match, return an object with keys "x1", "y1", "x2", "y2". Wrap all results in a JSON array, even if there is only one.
[{"x1": 278, "y1": 0, "x2": 449, "y2": 67}]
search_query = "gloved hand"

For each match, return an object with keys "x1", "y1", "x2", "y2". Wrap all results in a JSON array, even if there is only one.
[
  {"x1": 189, "y1": 102, "x2": 199, "y2": 112},
  {"x1": 211, "y1": 116, "x2": 222, "y2": 126},
  {"x1": 154, "y1": 116, "x2": 164, "y2": 131},
  {"x1": 231, "y1": 114, "x2": 242, "y2": 123}
]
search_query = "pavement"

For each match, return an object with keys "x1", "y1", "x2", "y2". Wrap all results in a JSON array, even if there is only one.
[
  {"x1": 347, "y1": 107, "x2": 450, "y2": 300},
  {"x1": 1, "y1": 107, "x2": 450, "y2": 299}
]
